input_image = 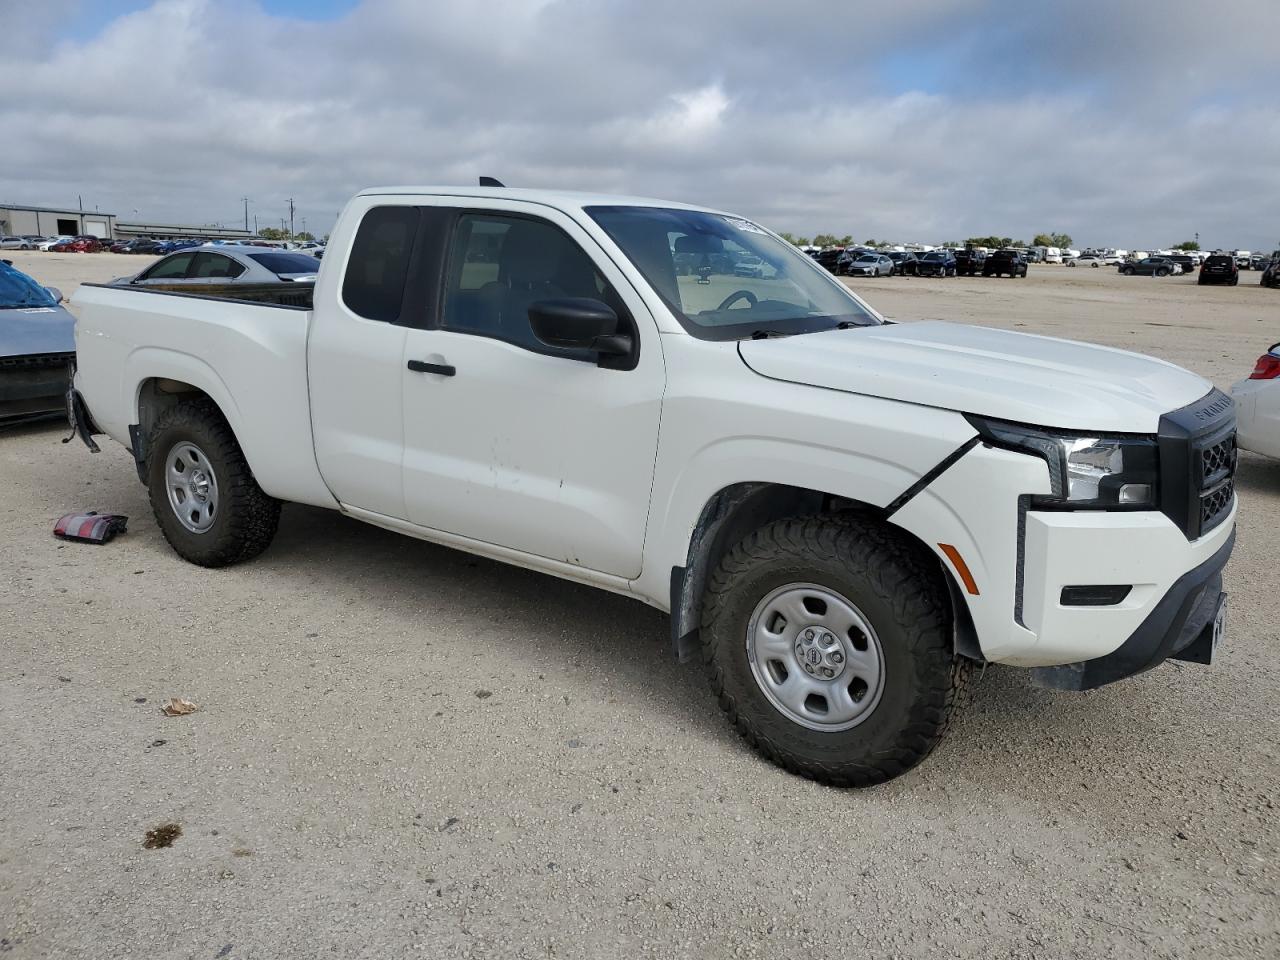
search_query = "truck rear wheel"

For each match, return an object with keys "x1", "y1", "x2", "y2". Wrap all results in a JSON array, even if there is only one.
[
  {"x1": 700, "y1": 516, "x2": 969, "y2": 787},
  {"x1": 146, "y1": 399, "x2": 281, "y2": 567}
]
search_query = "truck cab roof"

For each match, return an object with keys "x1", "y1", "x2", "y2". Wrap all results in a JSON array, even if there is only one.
[{"x1": 355, "y1": 185, "x2": 726, "y2": 217}]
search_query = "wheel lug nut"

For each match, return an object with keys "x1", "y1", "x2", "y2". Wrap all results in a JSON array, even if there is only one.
[
  {"x1": 831, "y1": 652, "x2": 843, "y2": 664},
  {"x1": 804, "y1": 629, "x2": 814, "y2": 640},
  {"x1": 821, "y1": 667, "x2": 834, "y2": 678}
]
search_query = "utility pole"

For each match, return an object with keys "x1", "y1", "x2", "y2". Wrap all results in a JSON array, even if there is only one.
[
  {"x1": 301, "y1": 217, "x2": 307, "y2": 237},
  {"x1": 242, "y1": 197, "x2": 250, "y2": 232},
  {"x1": 287, "y1": 198, "x2": 295, "y2": 240},
  {"x1": 253, "y1": 213, "x2": 258, "y2": 233}
]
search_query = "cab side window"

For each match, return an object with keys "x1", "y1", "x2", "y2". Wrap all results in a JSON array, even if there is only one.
[
  {"x1": 442, "y1": 213, "x2": 624, "y2": 356},
  {"x1": 142, "y1": 252, "x2": 195, "y2": 280},
  {"x1": 189, "y1": 253, "x2": 245, "y2": 279},
  {"x1": 342, "y1": 206, "x2": 420, "y2": 323}
]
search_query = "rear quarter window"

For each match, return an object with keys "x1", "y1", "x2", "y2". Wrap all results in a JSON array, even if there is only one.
[{"x1": 341, "y1": 206, "x2": 420, "y2": 323}]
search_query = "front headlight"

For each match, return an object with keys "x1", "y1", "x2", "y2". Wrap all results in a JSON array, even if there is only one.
[{"x1": 966, "y1": 415, "x2": 1159, "y2": 508}]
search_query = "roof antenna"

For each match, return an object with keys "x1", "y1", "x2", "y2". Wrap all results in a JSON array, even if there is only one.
[{"x1": 479, "y1": 176, "x2": 505, "y2": 187}]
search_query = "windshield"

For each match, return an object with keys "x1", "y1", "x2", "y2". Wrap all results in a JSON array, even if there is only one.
[
  {"x1": 586, "y1": 206, "x2": 880, "y2": 339},
  {"x1": 247, "y1": 252, "x2": 320, "y2": 275},
  {"x1": 923, "y1": 252, "x2": 947, "y2": 261},
  {"x1": 0, "y1": 262, "x2": 57, "y2": 309}
]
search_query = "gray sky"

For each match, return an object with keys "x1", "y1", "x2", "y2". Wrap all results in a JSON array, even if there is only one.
[{"x1": 2, "y1": 0, "x2": 1278, "y2": 250}]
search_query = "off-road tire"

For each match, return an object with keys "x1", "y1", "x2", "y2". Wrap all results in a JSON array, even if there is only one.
[
  {"x1": 701, "y1": 516, "x2": 970, "y2": 787},
  {"x1": 146, "y1": 399, "x2": 281, "y2": 567}
]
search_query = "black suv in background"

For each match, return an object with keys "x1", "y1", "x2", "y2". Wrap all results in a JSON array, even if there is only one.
[
  {"x1": 814, "y1": 248, "x2": 843, "y2": 274},
  {"x1": 1165, "y1": 254, "x2": 1198, "y2": 275},
  {"x1": 982, "y1": 250, "x2": 1028, "y2": 277},
  {"x1": 1198, "y1": 254, "x2": 1239, "y2": 286},
  {"x1": 954, "y1": 248, "x2": 987, "y2": 276},
  {"x1": 916, "y1": 250, "x2": 957, "y2": 277},
  {"x1": 885, "y1": 251, "x2": 919, "y2": 276}
]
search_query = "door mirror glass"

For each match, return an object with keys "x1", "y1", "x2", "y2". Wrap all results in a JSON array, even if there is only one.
[{"x1": 529, "y1": 298, "x2": 630, "y2": 356}]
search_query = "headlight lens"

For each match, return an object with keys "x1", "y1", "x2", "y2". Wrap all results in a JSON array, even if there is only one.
[{"x1": 967, "y1": 416, "x2": 1159, "y2": 507}]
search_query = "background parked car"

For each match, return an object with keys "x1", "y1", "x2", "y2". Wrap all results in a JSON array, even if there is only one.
[
  {"x1": 153, "y1": 239, "x2": 203, "y2": 255},
  {"x1": 1259, "y1": 255, "x2": 1280, "y2": 288},
  {"x1": 0, "y1": 260, "x2": 74, "y2": 424},
  {"x1": 1165, "y1": 254, "x2": 1198, "y2": 275},
  {"x1": 1232, "y1": 251, "x2": 1252, "y2": 269},
  {"x1": 954, "y1": 248, "x2": 987, "y2": 276},
  {"x1": 1120, "y1": 257, "x2": 1176, "y2": 277},
  {"x1": 983, "y1": 250, "x2": 1028, "y2": 277},
  {"x1": 884, "y1": 251, "x2": 918, "y2": 275},
  {"x1": 1067, "y1": 254, "x2": 1106, "y2": 267},
  {"x1": 36, "y1": 236, "x2": 73, "y2": 251},
  {"x1": 1231, "y1": 342, "x2": 1280, "y2": 459},
  {"x1": 915, "y1": 250, "x2": 957, "y2": 277},
  {"x1": 0, "y1": 237, "x2": 36, "y2": 250},
  {"x1": 112, "y1": 246, "x2": 322, "y2": 286},
  {"x1": 50, "y1": 236, "x2": 103, "y2": 253},
  {"x1": 732, "y1": 254, "x2": 767, "y2": 278},
  {"x1": 1199, "y1": 253, "x2": 1240, "y2": 286},
  {"x1": 844, "y1": 253, "x2": 894, "y2": 277},
  {"x1": 1249, "y1": 253, "x2": 1271, "y2": 271},
  {"x1": 814, "y1": 248, "x2": 843, "y2": 273}
]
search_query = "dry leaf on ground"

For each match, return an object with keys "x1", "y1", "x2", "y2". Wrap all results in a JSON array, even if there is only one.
[{"x1": 159, "y1": 698, "x2": 198, "y2": 717}]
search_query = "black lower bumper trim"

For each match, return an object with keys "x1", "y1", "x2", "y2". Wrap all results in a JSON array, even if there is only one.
[{"x1": 1031, "y1": 528, "x2": 1234, "y2": 691}]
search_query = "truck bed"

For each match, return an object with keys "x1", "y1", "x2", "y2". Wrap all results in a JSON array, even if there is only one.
[{"x1": 72, "y1": 279, "x2": 335, "y2": 509}]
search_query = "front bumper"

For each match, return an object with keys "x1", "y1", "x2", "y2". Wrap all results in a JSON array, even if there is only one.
[
  {"x1": 1030, "y1": 529, "x2": 1232, "y2": 690},
  {"x1": 0, "y1": 352, "x2": 74, "y2": 424},
  {"x1": 889, "y1": 390, "x2": 1238, "y2": 685}
]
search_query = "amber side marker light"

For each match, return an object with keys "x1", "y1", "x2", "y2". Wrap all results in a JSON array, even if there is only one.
[{"x1": 938, "y1": 543, "x2": 980, "y2": 595}]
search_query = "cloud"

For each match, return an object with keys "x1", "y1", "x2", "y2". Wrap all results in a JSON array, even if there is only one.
[{"x1": 0, "y1": 0, "x2": 1277, "y2": 250}]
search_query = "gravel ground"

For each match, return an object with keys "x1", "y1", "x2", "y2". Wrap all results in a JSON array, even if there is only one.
[{"x1": 1, "y1": 253, "x2": 1278, "y2": 959}]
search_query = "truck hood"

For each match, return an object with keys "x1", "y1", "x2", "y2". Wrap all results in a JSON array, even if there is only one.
[{"x1": 738, "y1": 320, "x2": 1212, "y2": 433}]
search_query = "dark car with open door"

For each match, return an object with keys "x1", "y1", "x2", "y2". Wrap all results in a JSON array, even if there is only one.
[
  {"x1": 885, "y1": 251, "x2": 919, "y2": 276},
  {"x1": 982, "y1": 250, "x2": 1028, "y2": 277}
]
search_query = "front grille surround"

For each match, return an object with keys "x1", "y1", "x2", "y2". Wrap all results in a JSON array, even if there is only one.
[{"x1": 1157, "y1": 389, "x2": 1237, "y2": 539}]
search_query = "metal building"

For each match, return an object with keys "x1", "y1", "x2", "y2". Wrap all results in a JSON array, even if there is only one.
[
  {"x1": 113, "y1": 220, "x2": 252, "y2": 240},
  {"x1": 0, "y1": 203, "x2": 117, "y2": 239}
]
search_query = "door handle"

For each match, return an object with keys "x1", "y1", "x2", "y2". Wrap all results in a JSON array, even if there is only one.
[{"x1": 407, "y1": 359, "x2": 456, "y2": 376}]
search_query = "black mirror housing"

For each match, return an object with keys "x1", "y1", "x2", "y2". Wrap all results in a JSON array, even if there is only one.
[{"x1": 530, "y1": 298, "x2": 618, "y2": 348}]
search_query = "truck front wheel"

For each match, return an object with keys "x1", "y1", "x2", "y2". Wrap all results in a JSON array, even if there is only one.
[
  {"x1": 700, "y1": 517, "x2": 969, "y2": 786},
  {"x1": 146, "y1": 399, "x2": 281, "y2": 567}
]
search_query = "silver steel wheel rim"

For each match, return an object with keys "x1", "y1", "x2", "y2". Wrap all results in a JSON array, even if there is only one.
[
  {"x1": 746, "y1": 582, "x2": 886, "y2": 732},
  {"x1": 165, "y1": 441, "x2": 219, "y2": 533}
]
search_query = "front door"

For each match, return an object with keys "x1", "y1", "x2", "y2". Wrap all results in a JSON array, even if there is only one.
[{"x1": 400, "y1": 204, "x2": 665, "y2": 579}]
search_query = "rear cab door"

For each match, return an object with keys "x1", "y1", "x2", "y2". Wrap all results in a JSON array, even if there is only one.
[{"x1": 307, "y1": 198, "x2": 434, "y2": 518}]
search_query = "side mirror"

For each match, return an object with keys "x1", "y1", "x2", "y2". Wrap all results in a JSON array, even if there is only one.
[
  {"x1": 45, "y1": 286, "x2": 64, "y2": 303},
  {"x1": 529, "y1": 298, "x2": 632, "y2": 359}
]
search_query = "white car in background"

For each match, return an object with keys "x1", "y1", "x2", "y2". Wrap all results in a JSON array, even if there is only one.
[
  {"x1": 0, "y1": 236, "x2": 37, "y2": 250},
  {"x1": 1232, "y1": 343, "x2": 1280, "y2": 459},
  {"x1": 36, "y1": 236, "x2": 72, "y2": 252},
  {"x1": 1067, "y1": 254, "x2": 1107, "y2": 268}
]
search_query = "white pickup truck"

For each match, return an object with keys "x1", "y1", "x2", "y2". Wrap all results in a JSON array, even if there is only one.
[{"x1": 69, "y1": 185, "x2": 1237, "y2": 786}]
